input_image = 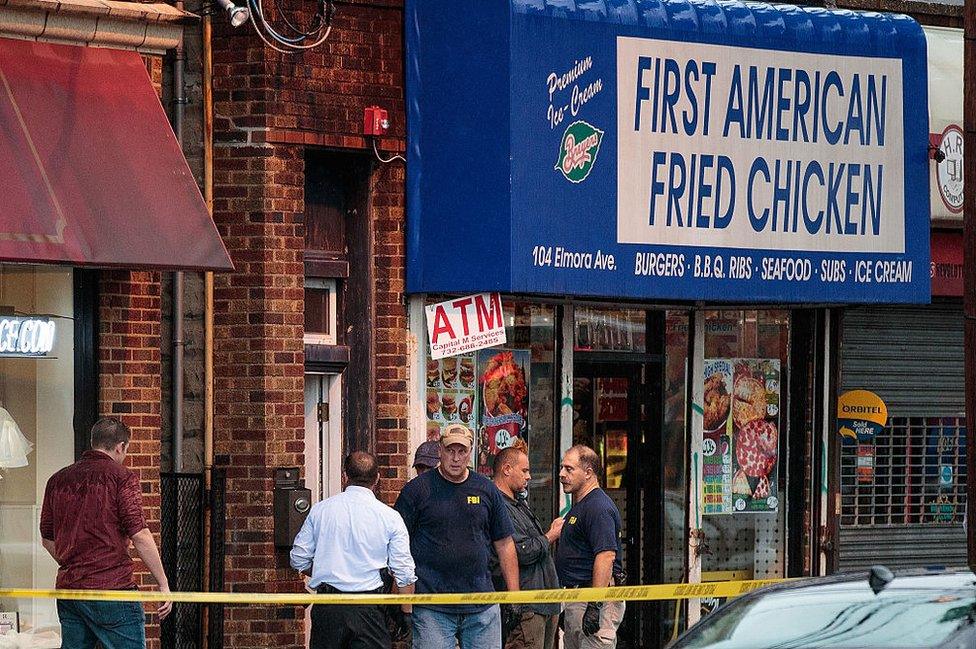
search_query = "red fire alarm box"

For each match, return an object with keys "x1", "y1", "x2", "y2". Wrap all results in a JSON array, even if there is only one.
[{"x1": 363, "y1": 106, "x2": 389, "y2": 136}]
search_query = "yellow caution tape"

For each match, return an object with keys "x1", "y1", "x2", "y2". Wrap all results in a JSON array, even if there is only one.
[{"x1": 0, "y1": 579, "x2": 788, "y2": 606}]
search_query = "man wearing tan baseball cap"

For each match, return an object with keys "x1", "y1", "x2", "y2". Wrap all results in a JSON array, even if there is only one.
[{"x1": 395, "y1": 423, "x2": 520, "y2": 647}]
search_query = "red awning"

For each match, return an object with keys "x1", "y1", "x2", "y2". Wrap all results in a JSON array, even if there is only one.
[{"x1": 0, "y1": 38, "x2": 232, "y2": 271}]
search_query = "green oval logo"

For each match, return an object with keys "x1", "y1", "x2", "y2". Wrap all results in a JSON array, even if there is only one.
[{"x1": 555, "y1": 120, "x2": 604, "y2": 183}]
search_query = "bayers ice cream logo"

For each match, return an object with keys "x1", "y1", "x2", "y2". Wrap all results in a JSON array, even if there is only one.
[{"x1": 555, "y1": 120, "x2": 603, "y2": 183}]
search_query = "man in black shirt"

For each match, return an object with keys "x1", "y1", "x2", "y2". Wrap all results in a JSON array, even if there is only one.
[
  {"x1": 554, "y1": 445, "x2": 625, "y2": 649},
  {"x1": 491, "y1": 446, "x2": 563, "y2": 649},
  {"x1": 394, "y1": 424, "x2": 520, "y2": 648}
]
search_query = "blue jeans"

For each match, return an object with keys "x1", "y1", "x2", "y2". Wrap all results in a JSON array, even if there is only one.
[
  {"x1": 412, "y1": 605, "x2": 501, "y2": 649},
  {"x1": 58, "y1": 600, "x2": 146, "y2": 649}
]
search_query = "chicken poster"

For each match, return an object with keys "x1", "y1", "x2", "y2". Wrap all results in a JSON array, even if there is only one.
[
  {"x1": 475, "y1": 349, "x2": 530, "y2": 475},
  {"x1": 702, "y1": 358, "x2": 780, "y2": 515}
]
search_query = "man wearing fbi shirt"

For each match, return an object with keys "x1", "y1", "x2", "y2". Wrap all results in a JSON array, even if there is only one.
[
  {"x1": 555, "y1": 445, "x2": 625, "y2": 649},
  {"x1": 395, "y1": 424, "x2": 520, "y2": 648}
]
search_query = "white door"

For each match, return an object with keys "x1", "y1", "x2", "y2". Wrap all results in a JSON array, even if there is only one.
[{"x1": 304, "y1": 372, "x2": 343, "y2": 503}]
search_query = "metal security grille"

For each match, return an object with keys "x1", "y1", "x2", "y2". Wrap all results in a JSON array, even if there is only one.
[
  {"x1": 840, "y1": 416, "x2": 967, "y2": 527},
  {"x1": 161, "y1": 473, "x2": 204, "y2": 649},
  {"x1": 207, "y1": 468, "x2": 227, "y2": 649}
]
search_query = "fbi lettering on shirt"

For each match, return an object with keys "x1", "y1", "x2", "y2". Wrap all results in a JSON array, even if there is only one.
[{"x1": 467, "y1": 496, "x2": 481, "y2": 504}]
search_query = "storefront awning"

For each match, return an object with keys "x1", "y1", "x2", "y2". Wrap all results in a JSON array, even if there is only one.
[
  {"x1": 406, "y1": 1, "x2": 931, "y2": 304},
  {"x1": 0, "y1": 38, "x2": 232, "y2": 271}
]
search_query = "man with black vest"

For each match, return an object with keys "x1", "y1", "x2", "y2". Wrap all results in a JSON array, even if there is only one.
[{"x1": 491, "y1": 445, "x2": 563, "y2": 649}]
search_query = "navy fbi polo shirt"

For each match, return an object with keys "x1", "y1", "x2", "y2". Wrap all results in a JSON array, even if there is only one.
[
  {"x1": 394, "y1": 468, "x2": 514, "y2": 613},
  {"x1": 554, "y1": 488, "x2": 623, "y2": 588}
]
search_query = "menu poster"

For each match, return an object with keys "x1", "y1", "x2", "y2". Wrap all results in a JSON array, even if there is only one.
[
  {"x1": 702, "y1": 358, "x2": 781, "y2": 515},
  {"x1": 425, "y1": 352, "x2": 477, "y2": 443},
  {"x1": 475, "y1": 349, "x2": 530, "y2": 475}
]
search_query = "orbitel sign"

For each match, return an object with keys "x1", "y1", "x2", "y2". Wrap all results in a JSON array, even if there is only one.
[
  {"x1": 425, "y1": 293, "x2": 506, "y2": 360},
  {"x1": 407, "y1": 2, "x2": 931, "y2": 304}
]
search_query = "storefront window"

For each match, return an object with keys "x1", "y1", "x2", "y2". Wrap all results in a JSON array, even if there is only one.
[
  {"x1": 575, "y1": 306, "x2": 646, "y2": 353},
  {"x1": 0, "y1": 266, "x2": 75, "y2": 644},
  {"x1": 700, "y1": 310, "x2": 790, "y2": 592},
  {"x1": 423, "y1": 298, "x2": 557, "y2": 524}
]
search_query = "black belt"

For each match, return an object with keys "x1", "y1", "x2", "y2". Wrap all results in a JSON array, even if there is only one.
[{"x1": 316, "y1": 584, "x2": 385, "y2": 595}]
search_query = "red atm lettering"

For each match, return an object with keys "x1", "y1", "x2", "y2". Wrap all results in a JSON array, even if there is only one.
[
  {"x1": 476, "y1": 293, "x2": 503, "y2": 331},
  {"x1": 430, "y1": 305, "x2": 456, "y2": 344}
]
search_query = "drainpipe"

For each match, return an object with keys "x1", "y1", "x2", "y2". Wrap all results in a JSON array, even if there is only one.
[
  {"x1": 172, "y1": 0, "x2": 186, "y2": 473},
  {"x1": 964, "y1": 0, "x2": 975, "y2": 570},
  {"x1": 202, "y1": 13, "x2": 215, "y2": 643}
]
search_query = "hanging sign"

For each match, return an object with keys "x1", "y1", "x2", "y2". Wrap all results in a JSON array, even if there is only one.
[
  {"x1": 407, "y1": 3, "x2": 931, "y2": 304},
  {"x1": 0, "y1": 316, "x2": 55, "y2": 357},
  {"x1": 837, "y1": 390, "x2": 887, "y2": 483},
  {"x1": 425, "y1": 293, "x2": 507, "y2": 360}
]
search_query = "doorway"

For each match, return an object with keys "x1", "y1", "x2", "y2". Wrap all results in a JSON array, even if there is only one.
[
  {"x1": 572, "y1": 358, "x2": 664, "y2": 648},
  {"x1": 304, "y1": 372, "x2": 343, "y2": 503}
]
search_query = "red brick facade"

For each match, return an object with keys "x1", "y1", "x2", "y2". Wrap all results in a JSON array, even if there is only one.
[
  {"x1": 208, "y1": 2, "x2": 408, "y2": 645},
  {"x1": 98, "y1": 270, "x2": 163, "y2": 648}
]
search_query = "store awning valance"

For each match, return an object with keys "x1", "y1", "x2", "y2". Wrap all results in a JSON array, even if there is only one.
[
  {"x1": 406, "y1": 0, "x2": 931, "y2": 304},
  {"x1": 0, "y1": 38, "x2": 232, "y2": 271}
]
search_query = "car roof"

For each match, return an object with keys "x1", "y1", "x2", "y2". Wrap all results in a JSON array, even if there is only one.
[{"x1": 739, "y1": 568, "x2": 976, "y2": 599}]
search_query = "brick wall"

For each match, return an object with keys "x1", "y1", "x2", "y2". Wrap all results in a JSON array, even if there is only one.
[
  {"x1": 207, "y1": 1, "x2": 407, "y2": 645},
  {"x1": 210, "y1": 142, "x2": 307, "y2": 646},
  {"x1": 98, "y1": 270, "x2": 164, "y2": 648}
]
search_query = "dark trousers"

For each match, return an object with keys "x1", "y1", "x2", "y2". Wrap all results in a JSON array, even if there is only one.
[{"x1": 310, "y1": 602, "x2": 391, "y2": 649}]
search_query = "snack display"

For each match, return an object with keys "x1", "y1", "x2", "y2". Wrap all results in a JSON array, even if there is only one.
[
  {"x1": 732, "y1": 376, "x2": 767, "y2": 428},
  {"x1": 459, "y1": 358, "x2": 475, "y2": 387},
  {"x1": 703, "y1": 358, "x2": 781, "y2": 515},
  {"x1": 425, "y1": 352, "x2": 478, "y2": 448},
  {"x1": 426, "y1": 390, "x2": 440, "y2": 417},
  {"x1": 426, "y1": 360, "x2": 440, "y2": 387},
  {"x1": 482, "y1": 352, "x2": 528, "y2": 416},
  {"x1": 458, "y1": 396, "x2": 473, "y2": 423},
  {"x1": 703, "y1": 373, "x2": 731, "y2": 431},
  {"x1": 441, "y1": 357, "x2": 458, "y2": 387},
  {"x1": 477, "y1": 349, "x2": 530, "y2": 475},
  {"x1": 735, "y1": 418, "x2": 778, "y2": 477}
]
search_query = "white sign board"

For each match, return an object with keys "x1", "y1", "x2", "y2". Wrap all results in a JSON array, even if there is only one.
[
  {"x1": 616, "y1": 37, "x2": 906, "y2": 254},
  {"x1": 924, "y1": 27, "x2": 963, "y2": 219},
  {"x1": 425, "y1": 293, "x2": 506, "y2": 360}
]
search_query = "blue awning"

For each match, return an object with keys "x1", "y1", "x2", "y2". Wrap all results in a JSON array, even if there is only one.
[{"x1": 406, "y1": 0, "x2": 930, "y2": 304}]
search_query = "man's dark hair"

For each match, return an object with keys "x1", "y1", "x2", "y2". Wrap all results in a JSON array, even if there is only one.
[
  {"x1": 492, "y1": 446, "x2": 526, "y2": 476},
  {"x1": 344, "y1": 451, "x2": 379, "y2": 487},
  {"x1": 90, "y1": 417, "x2": 131, "y2": 451},
  {"x1": 569, "y1": 444, "x2": 603, "y2": 480}
]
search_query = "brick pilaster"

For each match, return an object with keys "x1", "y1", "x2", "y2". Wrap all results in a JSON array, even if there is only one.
[{"x1": 98, "y1": 270, "x2": 163, "y2": 649}]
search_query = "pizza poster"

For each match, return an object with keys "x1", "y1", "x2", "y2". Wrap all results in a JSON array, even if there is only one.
[
  {"x1": 702, "y1": 358, "x2": 781, "y2": 515},
  {"x1": 475, "y1": 348, "x2": 530, "y2": 475},
  {"x1": 425, "y1": 352, "x2": 477, "y2": 442}
]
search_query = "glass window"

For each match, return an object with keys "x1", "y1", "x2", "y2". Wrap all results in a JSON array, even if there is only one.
[
  {"x1": 304, "y1": 278, "x2": 337, "y2": 345},
  {"x1": 575, "y1": 306, "x2": 646, "y2": 353},
  {"x1": 423, "y1": 298, "x2": 557, "y2": 524},
  {"x1": 700, "y1": 310, "x2": 790, "y2": 584},
  {"x1": 0, "y1": 265, "x2": 75, "y2": 643}
]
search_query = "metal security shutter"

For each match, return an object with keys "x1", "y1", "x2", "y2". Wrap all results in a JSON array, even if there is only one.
[
  {"x1": 840, "y1": 305, "x2": 964, "y2": 416},
  {"x1": 838, "y1": 304, "x2": 968, "y2": 573}
]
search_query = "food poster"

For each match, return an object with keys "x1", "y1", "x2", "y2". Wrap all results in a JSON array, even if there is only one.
[
  {"x1": 425, "y1": 353, "x2": 477, "y2": 442},
  {"x1": 702, "y1": 359, "x2": 781, "y2": 514},
  {"x1": 475, "y1": 349, "x2": 530, "y2": 475}
]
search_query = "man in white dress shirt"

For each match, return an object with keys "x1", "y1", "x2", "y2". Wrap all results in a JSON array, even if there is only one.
[{"x1": 290, "y1": 451, "x2": 417, "y2": 648}]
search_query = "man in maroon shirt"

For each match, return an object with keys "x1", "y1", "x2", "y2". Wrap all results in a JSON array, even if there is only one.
[{"x1": 40, "y1": 417, "x2": 171, "y2": 648}]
